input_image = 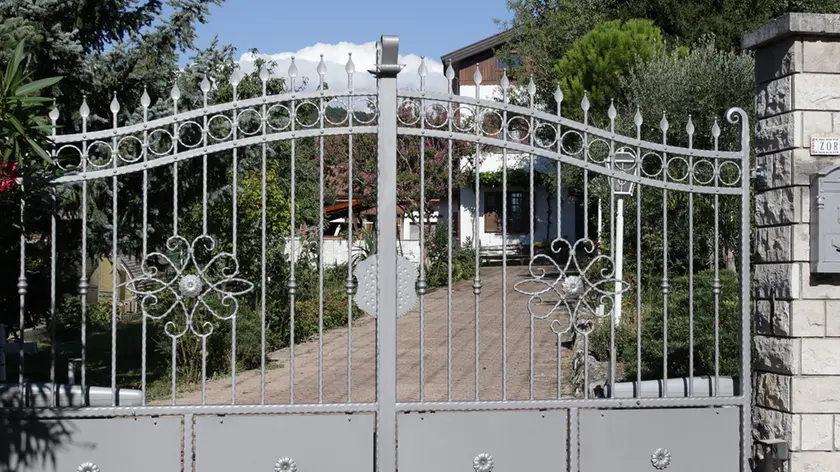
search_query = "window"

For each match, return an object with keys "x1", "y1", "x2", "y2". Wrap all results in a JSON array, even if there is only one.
[
  {"x1": 484, "y1": 191, "x2": 527, "y2": 234},
  {"x1": 509, "y1": 192, "x2": 525, "y2": 233}
]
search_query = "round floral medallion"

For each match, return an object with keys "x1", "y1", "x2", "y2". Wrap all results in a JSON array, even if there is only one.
[
  {"x1": 78, "y1": 462, "x2": 100, "y2": 472},
  {"x1": 178, "y1": 274, "x2": 203, "y2": 298},
  {"x1": 275, "y1": 456, "x2": 297, "y2": 472},
  {"x1": 651, "y1": 448, "x2": 671, "y2": 470},
  {"x1": 473, "y1": 453, "x2": 494, "y2": 472}
]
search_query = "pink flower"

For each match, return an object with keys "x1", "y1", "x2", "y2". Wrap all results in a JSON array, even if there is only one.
[{"x1": 0, "y1": 161, "x2": 18, "y2": 193}]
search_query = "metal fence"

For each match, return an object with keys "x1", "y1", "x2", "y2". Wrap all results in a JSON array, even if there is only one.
[{"x1": 1, "y1": 35, "x2": 752, "y2": 472}]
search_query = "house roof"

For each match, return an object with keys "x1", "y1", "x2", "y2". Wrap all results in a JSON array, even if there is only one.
[{"x1": 440, "y1": 29, "x2": 516, "y2": 66}]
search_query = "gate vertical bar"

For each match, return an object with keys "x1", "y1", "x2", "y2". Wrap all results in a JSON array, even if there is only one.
[
  {"x1": 728, "y1": 107, "x2": 751, "y2": 472},
  {"x1": 372, "y1": 35, "x2": 403, "y2": 472},
  {"x1": 346, "y1": 53, "x2": 356, "y2": 403}
]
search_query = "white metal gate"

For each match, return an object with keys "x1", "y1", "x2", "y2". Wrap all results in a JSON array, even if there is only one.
[{"x1": 1, "y1": 35, "x2": 752, "y2": 472}]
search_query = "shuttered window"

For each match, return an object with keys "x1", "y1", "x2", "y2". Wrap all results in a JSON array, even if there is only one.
[
  {"x1": 484, "y1": 191, "x2": 527, "y2": 234},
  {"x1": 484, "y1": 192, "x2": 500, "y2": 232}
]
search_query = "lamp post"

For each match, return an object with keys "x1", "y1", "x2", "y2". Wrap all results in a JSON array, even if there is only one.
[{"x1": 610, "y1": 149, "x2": 637, "y2": 325}]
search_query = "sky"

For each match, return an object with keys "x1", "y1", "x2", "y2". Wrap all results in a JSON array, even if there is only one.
[{"x1": 172, "y1": 0, "x2": 512, "y2": 93}]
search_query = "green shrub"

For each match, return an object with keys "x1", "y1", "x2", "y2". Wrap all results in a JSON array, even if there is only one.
[
  {"x1": 351, "y1": 228, "x2": 377, "y2": 268},
  {"x1": 590, "y1": 269, "x2": 742, "y2": 381},
  {"x1": 56, "y1": 296, "x2": 114, "y2": 331},
  {"x1": 146, "y1": 290, "x2": 273, "y2": 384},
  {"x1": 425, "y1": 225, "x2": 476, "y2": 289}
]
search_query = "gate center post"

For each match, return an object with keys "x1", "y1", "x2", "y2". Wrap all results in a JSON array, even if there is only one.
[{"x1": 371, "y1": 34, "x2": 404, "y2": 472}]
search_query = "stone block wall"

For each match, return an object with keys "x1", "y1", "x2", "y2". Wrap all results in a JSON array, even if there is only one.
[{"x1": 745, "y1": 13, "x2": 840, "y2": 472}]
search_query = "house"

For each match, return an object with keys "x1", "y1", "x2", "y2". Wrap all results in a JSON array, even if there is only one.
[
  {"x1": 437, "y1": 30, "x2": 582, "y2": 252},
  {"x1": 319, "y1": 198, "x2": 438, "y2": 265},
  {"x1": 313, "y1": 30, "x2": 586, "y2": 266},
  {"x1": 86, "y1": 255, "x2": 139, "y2": 313}
]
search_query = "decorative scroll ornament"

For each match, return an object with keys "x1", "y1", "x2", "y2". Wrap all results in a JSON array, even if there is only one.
[
  {"x1": 78, "y1": 462, "x2": 100, "y2": 472},
  {"x1": 473, "y1": 453, "x2": 494, "y2": 472},
  {"x1": 125, "y1": 235, "x2": 255, "y2": 338},
  {"x1": 651, "y1": 448, "x2": 671, "y2": 470},
  {"x1": 513, "y1": 237, "x2": 632, "y2": 336},
  {"x1": 275, "y1": 457, "x2": 297, "y2": 472},
  {"x1": 354, "y1": 254, "x2": 418, "y2": 319}
]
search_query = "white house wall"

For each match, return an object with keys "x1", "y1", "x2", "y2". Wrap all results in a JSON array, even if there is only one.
[
  {"x1": 446, "y1": 150, "x2": 579, "y2": 248},
  {"x1": 465, "y1": 152, "x2": 557, "y2": 174},
  {"x1": 284, "y1": 238, "x2": 423, "y2": 266},
  {"x1": 454, "y1": 185, "x2": 577, "y2": 248},
  {"x1": 458, "y1": 84, "x2": 501, "y2": 101}
]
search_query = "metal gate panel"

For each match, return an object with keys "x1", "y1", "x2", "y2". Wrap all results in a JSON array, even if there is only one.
[
  {"x1": 3, "y1": 416, "x2": 181, "y2": 472},
  {"x1": 4, "y1": 31, "x2": 755, "y2": 472},
  {"x1": 193, "y1": 413, "x2": 374, "y2": 472},
  {"x1": 578, "y1": 407, "x2": 739, "y2": 472},
  {"x1": 397, "y1": 410, "x2": 567, "y2": 472}
]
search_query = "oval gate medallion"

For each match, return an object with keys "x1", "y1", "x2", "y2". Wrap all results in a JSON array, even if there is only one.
[{"x1": 354, "y1": 254, "x2": 418, "y2": 318}]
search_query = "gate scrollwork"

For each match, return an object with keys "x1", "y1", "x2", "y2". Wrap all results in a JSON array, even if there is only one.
[
  {"x1": 125, "y1": 234, "x2": 255, "y2": 339},
  {"x1": 514, "y1": 237, "x2": 632, "y2": 336}
]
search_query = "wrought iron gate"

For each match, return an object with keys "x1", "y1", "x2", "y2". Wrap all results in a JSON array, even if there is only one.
[{"x1": 1, "y1": 35, "x2": 752, "y2": 472}]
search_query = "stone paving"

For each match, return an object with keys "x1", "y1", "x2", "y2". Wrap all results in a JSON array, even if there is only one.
[{"x1": 172, "y1": 266, "x2": 573, "y2": 405}]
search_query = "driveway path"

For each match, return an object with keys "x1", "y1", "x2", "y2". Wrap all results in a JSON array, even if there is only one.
[{"x1": 173, "y1": 266, "x2": 573, "y2": 405}]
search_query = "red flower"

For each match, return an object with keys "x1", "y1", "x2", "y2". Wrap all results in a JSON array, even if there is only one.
[{"x1": 0, "y1": 161, "x2": 18, "y2": 193}]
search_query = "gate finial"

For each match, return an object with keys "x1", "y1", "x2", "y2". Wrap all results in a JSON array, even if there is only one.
[
  {"x1": 581, "y1": 91, "x2": 590, "y2": 112},
  {"x1": 345, "y1": 53, "x2": 355, "y2": 89},
  {"x1": 49, "y1": 99, "x2": 58, "y2": 122},
  {"x1": 140, "y1": 86, "x2": 151, "y2": 108},
  {"x1": 79, "y1": 95, "x2": 90, "y2": 119},
  {"x1": 553, "y1": 83, "x2": 563, "y2": 106},
  {"x1": 229, "y1": 69, "x2": 241, "y2": 87},
  {"x1": 200, "y1": 74, "x2": 211, "y2": 94},
  {"x1": 109, "y1": 92, "x2": 120, "y2": 115}
]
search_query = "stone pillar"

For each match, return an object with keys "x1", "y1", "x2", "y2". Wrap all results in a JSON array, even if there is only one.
[{"x1": 744, "y1": 13, "x2": 840, "y2": 472}]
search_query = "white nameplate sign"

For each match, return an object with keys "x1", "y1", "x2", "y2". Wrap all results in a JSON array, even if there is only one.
[{"x1": 811, "y1": 137, "x2": 840, "y2": 155}]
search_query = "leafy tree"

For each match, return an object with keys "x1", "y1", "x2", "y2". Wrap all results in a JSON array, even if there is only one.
[
  {"x1": 496, "y1": 0, "x2": 840, "y2": 107},
  {"x1": 574, "y1": 38, "x2": 754, "y2": 289},
  {"x1": 604, "y1": 0, "x2": 840, "y2": 52},
  {"x1": 554, "y1": 19, "x2": 665, "y2": 120},
  {"x1": 0, "y1": 0, "x2": 222, "y2": 132},
  {"x1": 0, "y1": 1, "x2": 225, "y2": 336},
  {"x1": 621, "y1": 37, "x2": 754, "y2": 151},
  {"x1": 616, "y1": 38, "x2": 755, "y2": 278},
  {"x1": 495, "y1": 0, "x2": 606, "y2": 109}
]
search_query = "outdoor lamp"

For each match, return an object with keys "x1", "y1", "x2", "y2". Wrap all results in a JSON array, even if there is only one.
[{"x1": 611, "y1": 148, "x2": 637, "y2": 196}]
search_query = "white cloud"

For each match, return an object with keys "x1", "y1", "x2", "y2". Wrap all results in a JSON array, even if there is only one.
[{"x1": 236, "y1": 41, "x2": 450, "y2": 93}]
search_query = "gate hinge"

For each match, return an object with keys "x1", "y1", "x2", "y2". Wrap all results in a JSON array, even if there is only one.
[{"x1": 756, "y1": 438, "x2": 789, "y2": 461}]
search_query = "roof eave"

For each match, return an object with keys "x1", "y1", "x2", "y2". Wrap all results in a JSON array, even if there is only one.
[{"x1": 440, "y1": 29, "x2": 516, "y2": 66}]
